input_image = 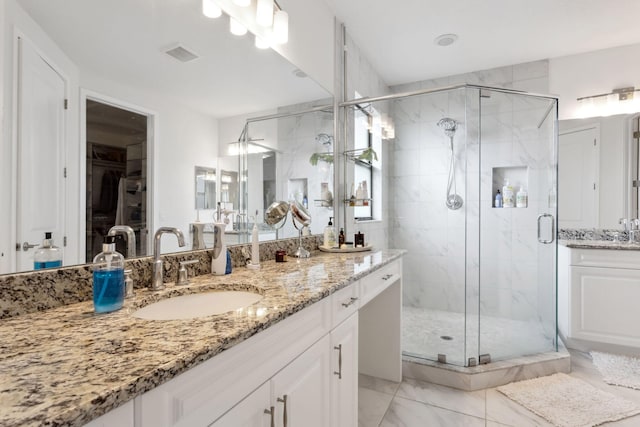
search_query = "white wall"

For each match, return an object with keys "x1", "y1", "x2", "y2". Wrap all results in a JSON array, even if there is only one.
[
  {"x1": 550, "y1": 43, "x2": 640, "y2": 120},
  {"x1": 0, "y1": 0, "x2": 7, "y2": 273}
]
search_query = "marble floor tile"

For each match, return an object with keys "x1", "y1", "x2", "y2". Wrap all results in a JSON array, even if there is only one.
[
  {"x1": 359, "y1": 373, "x2": 401, "y2": 395},
  {"x1": 380, "y1": 396, "x2": 485, "y2": 427},
  {"x1": 395, "y1": 377, "x2": 486, "y2": 419},
  {"x1": 359, "y1": 387, "x2": 394, "y2": 427}
]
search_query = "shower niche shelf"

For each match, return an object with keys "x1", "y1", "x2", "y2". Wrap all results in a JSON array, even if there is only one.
[{"x1": 492, "y1": 166, "x2": 529, "y2": 208}]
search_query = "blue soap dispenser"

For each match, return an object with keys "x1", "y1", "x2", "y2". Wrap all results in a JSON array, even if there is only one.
[{"x1": 92, "y1": 235, "x2": 125, "y2": 313}]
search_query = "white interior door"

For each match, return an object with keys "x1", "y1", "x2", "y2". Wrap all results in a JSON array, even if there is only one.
[
  {"x1": 559, "y1": 126, "x2": 599, "y2": 228},
  {"x1": 16, "y1": 37, "x2": 66, "y2": 271}
]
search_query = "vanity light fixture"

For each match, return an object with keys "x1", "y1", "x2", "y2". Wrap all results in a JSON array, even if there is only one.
[
  {"x1": 202, "y1": 0, "x2": 289, "y2": 47},
  {"x1": 256, "y1": 0, "x2": 274, "y2": 27},
  {"x1": 229, "y1": 16, "x2": 248, "y2": 36},
  {"x1": 577, "y1": 86, "x2": 640, "y2": 117},
  {"x1": 202, "y1": 0, "x2": 222, "y2": 18}
]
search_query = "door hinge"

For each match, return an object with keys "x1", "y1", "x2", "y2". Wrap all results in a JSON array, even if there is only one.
[
  {"x1": 63, "y1": 236, "x2": 67, "y2": 247},
  {"x1": 64, "y1": 99, "x2": 68, "y2": 110},
  {"x1": 633, "y1": 131, "x2": 640, "y2": 139},
  {"x1": 593, "y1": 139, "x2": 597, "y2": 146},
  {"x1": 594, "y1": 183, "x2": 596, "y2": 190},
  {"x1": 63, "y1": 167, "x2": 67, "y2": 178},
  {"x1": 633, "y1": 180, "x2": 640, "y2": 188}
]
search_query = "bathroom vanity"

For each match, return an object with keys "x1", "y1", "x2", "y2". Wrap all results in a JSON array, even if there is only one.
[
  {"x1": 558, "y1": 241, "x2": 640, "y2": 351},
  {"x1": 0, "y1": 250, "x2": 403, "y2": 427}
]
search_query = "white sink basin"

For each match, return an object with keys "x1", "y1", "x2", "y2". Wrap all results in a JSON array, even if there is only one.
[{"x1": 132, "y1": 291, "x2": 263, "y2": 320}]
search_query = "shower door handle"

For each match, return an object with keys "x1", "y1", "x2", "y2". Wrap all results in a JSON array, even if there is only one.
[{"x1": 537, "y1": 213, "x2": 555, "y2": 244}]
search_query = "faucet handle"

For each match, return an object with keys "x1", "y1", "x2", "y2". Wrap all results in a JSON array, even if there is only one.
[
  {"x1": 619, "y1": 218, "x2": 630, "y2": 231},
  {"x1": 177, "y1": 260, "x2": 199, "y2": 285}
]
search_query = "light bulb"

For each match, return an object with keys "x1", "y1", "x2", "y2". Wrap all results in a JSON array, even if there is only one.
[
  {"x1": 255, "y1": 35, "x2": 270, "y2": 49},
  {"x1": 273, "y1": 10, "x2": 288, "y2": 44},
  {"x1": 202, "y1": 0, "x2": 222, "y2": 18},
  {"x1": 230, "y1": 17, "x2": 247, "y2": 36},
  {"x1": 256, "y1": 0, "x2": 274, "y2": 27},
  {"x1": 233, "y1": 0, "x2": 250, "y2": 7}
]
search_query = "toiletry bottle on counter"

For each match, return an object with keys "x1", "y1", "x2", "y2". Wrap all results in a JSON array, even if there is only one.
[
  {"x1": 247, "y1": 215, "x2": 261, "y2": 269},
  {"x1": 516, "y1": 186, "x2": 528, "y2": 208},
  {"x1": 324, "y1": 217, "x2": 337, "y2": 248},
  {"x1": 494, "y1": 190, "x2": 503, "y2": 208},
  {"x1": 33, "y1": 232, "x2": 62, "y2": 269},
  {"x1": 502, "y1": 179, "x2": 514, "y2": 208},
  {"x1": 92, "y1": 236, "x2": 125, "y2": 313},
  {"x1": 339, "y1": 228, "x2": 345, "y2": 247},
  {"x1": 355, "y1": 231, "x2": 365, "y2": 248},
  {"x1": 212, "y1": 223, "x2": 228, "y2": 275}
]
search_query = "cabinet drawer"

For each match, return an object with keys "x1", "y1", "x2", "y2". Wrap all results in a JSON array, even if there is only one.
[
  {"x1": 360, "y1": 261, "x2": 400, "y2": 306},
  {"x1": 331, "y1": 283, "x2": 360, "y2": 329}
]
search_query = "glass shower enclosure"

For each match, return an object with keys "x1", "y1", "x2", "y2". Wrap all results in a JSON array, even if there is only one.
[{"x1": 380, "y1": 85, "x2": 558, "y2": 367}]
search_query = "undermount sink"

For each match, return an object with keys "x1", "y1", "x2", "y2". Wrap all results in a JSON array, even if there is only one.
[{"x1": 132, "y1": 290, "x2": 264, "y2": 320}]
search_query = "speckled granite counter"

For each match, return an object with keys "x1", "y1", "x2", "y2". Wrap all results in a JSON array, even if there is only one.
[
  {"x1": 560, "y1": 239, "x2": 640, "y2": 250},
  {"x1": 0, "y1": 249, "x2": 404, "y2": 427}
]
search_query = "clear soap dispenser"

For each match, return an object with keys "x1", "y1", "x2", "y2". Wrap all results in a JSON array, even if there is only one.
[
  {"x1": 324, "y1": 217, "x2": 337, "y2": 248},
  {"x1": 92, "y1": 235, "x2": 125, "y2": 313},
  {"x1": 33, "y1": 232, "x2": 63, "y2": 270}
]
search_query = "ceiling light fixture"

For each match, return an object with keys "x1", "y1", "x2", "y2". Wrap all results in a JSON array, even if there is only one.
[
  {"x1": 202, "y1": 0, "x2": 289, "y2": 48},
  {"x1": 434, "y1": 33, "x2": 458, "y2": 47}
]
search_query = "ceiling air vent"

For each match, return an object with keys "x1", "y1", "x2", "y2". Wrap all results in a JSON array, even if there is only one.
[{"x1": 164, "y1": 44, "x2": 199, "y2": 63}]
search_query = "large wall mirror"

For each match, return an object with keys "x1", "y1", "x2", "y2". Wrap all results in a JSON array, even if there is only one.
[
  {"x1": 559, "y1": 113, "x2": 640, "y2": 230},
  {"x1": 1, "y1": 0, "x2": 333, "y2": 274}
]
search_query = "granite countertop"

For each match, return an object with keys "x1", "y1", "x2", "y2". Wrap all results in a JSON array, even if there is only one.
[
  {"x1": 0, "y1": 249, "x2": 405, "y2": 427},
  {"x1": 559, "y1": 239, "x2": 640, "y2": 250}
]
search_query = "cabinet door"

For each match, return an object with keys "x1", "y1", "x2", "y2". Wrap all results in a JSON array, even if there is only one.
[
  {"x1": 272, "y1": 335, "x2": 331, "y2": 427},
  {"x1": 330, "y1": 313, "x2": 359, "y2": 427},
  {"x1": 83, "y1": 400, "x2": 134, "y2": 427},
  {"x1": 210, "y1": 382, "x2": 271, "y2": 427}
]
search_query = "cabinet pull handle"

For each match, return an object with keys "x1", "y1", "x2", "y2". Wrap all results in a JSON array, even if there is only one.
[
  {"x1": 277, "y1": 395, "x2": 288, "y2": 427},
  {"x1": 382, "y1": 274, "x2": 393, "y2": 281},
  {"x1": 333, "y1": 344, "x2": 342, "y2": 379},
  {"x1": 264, "y1": 406, "x2": 275, "y2": 427},
  {"x1": 341, "y1": 297, "x2": 358, "y2": 308}
]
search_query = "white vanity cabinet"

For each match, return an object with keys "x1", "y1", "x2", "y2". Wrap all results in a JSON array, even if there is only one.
[
  {"x1": 83, "y1": 400, "x2": 134, "y2": 427},
  {"x1": 112, "y1": 259, "x2": 401, "y2": 427},
  {"x1": 558, "y1": 246, "x2": 640, "y2": 349}
]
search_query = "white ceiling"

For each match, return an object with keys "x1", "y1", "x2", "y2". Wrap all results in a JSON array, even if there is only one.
[
  {"x1": 323, "y1": 0, "x2": 640, "y2": 86},
  {"x1": 17, "y1": 0, "x2": 330, "y2": 118}
]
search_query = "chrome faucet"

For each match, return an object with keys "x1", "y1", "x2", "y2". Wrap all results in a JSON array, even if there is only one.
[
  {"x1": 152, "y1": 227, "x2": 186, "y2": 290},
  {"x1": 107, "y1": 225, "x2": 137, "y2": 258}
]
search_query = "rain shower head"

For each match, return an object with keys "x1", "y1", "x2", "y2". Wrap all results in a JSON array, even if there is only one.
[
  {"x1": 437, "y1": 117, "x2": 457, "y2": 138},
  {"x1": 315, "y1": 133, "x2": 333, "y2": 147}
]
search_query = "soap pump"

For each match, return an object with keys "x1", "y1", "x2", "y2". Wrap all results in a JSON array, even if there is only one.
[
  {"x1": 247, "y1": 211, "x2": 261, "y2": 270},
  {"x1": 324, "y1": 217, "x2": 336, "y2": 248}
]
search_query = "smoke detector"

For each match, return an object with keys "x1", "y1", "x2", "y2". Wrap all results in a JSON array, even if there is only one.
[
  {"x1": 164, "y1": 44, "x2": 199, "y2": 62},
  {"x1": 434, "y1": 34, "x2": 458, "y2": 47}
]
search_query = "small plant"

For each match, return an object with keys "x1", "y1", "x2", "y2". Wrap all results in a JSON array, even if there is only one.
[
  {"x1": 309, "y1": 152, "x2": 334, "y2": 166},
  {"x1": 356, "y1": 147, "x2": 378, "y2": 162}
]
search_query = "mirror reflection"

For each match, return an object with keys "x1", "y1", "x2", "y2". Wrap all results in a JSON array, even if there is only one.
[
  {"x1": 1, "y1": 0, "x2": 333, "y2": 275},
  {"x1": 195, "y1": 166, "x2": 217, "y2": 211},
  {"x1": 559, "y1": 113, "x2": 640, "y2": 229}
]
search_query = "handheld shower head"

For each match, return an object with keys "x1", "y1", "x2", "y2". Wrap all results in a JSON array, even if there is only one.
[{"x1": 437, "y1": 118, "x2": 457, "y2": 138}]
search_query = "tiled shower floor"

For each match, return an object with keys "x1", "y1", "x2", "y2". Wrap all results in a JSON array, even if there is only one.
[{"x1": 402, "y1": 306, "x2": 555, "y2": 366}]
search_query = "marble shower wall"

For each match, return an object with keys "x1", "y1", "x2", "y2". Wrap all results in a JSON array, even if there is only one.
[{"x1": 389, "y1": 60, "x2": 555, "y2": 340}]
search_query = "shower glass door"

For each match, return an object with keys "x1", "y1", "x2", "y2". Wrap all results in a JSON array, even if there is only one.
[{"x1": 477, "y1": 89, "x2": 558, "y2": 363}]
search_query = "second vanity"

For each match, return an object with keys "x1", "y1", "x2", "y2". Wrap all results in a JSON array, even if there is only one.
[
  {"x1": 0, "y1": 249, "x2": 404, "y2": 427},
  {"x1": 558, "y1": 240, "x2": 640, "y2": 351}
]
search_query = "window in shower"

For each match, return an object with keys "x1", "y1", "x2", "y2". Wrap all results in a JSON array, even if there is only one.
[{"x1": 352, "y1": 105, "x2": 373, "y2": 220}]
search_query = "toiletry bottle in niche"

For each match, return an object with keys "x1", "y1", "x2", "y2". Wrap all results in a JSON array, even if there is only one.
[
  {"x1": 33, "y1": 232, "x2": 62, "y2": 269},
  {"x1": 502, "y1": 179, "x2": 514, "y2": 208},
  {"x1": 494, "y1": 190, "x2": 503, "y2": 208},
  {"x1": 324, "y1": 217, "x2": 337, "y2": 248},
  {"x1": 338, "y1": 228, "x2": 345, "y2": 247},
  {"x1": 349, "y1": 183, "x2": 356, "y2": 207},
  {"x1": 302, "y1": 194, "x2": 308, "y2": 209},
  {"x1": 362, "y1": 181, "x2": 369, "y2": 206},
  {"x1": 516, "y1": 186, "x2": 528, "y2": 208},
  {"x1": 92, "y1": 235, "x2": 125, "y2": 313},
  {"x1": 356, "y1": 182, "x2": 364, "y2": 206}
]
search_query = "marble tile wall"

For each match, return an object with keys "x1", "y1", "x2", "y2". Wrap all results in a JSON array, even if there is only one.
[
  {"x1": 0, "y1": 235, "x2": 322, "y2": 319},
  {"x1": 389, "y1": 60, "x2": 556, "y2": 360}
]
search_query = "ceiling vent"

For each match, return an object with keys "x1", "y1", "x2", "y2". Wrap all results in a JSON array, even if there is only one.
[{"x1": 164, "y1": 44, "x2": 199, "y2": 62}]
